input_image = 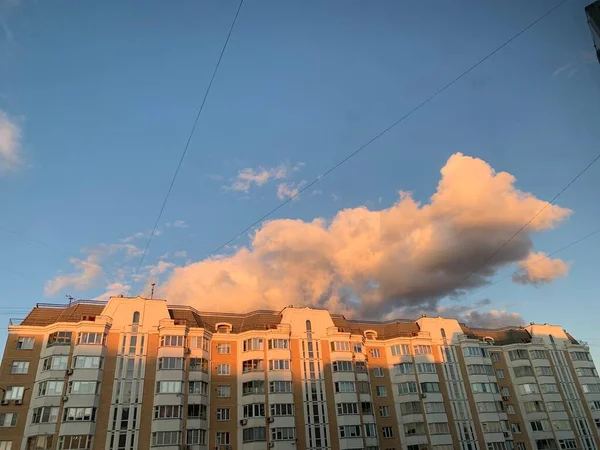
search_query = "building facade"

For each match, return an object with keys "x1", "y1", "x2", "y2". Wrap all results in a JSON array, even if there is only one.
[{"x1": 0, "y1": 296, "x2": 599, "y2": 450}]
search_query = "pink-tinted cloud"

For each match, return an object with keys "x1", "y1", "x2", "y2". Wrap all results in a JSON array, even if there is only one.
[
  {"x1": 513, "y1": 251, "x2": 570, "y2": 285},
  {"x1": 162, "y1": 153, "x2": 571, "y2": 317}
]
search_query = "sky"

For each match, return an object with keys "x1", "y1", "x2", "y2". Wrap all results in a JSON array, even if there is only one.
[{"x1": 1, "y1": 1, "x2": 600, "y2": 359}]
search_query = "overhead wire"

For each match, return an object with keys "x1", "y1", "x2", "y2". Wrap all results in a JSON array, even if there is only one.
[
  {"x1": 133, "y1": 0, "x2": 246, "y2": 279},
  {"x1": 197, "y1": 0, "x2": 570, "y2": 263}
]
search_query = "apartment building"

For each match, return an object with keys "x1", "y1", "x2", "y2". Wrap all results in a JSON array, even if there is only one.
[{"x1": 0, "y1": 295, "x2": 599, "y2": 450}]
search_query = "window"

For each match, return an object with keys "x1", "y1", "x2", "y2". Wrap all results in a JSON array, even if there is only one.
[
  {"x1": 524, "y1": 401, "x2": 545, "y2": 413},
  {"x1": 376, "y1": 386, "x2": 387, "y2": 397},
  {"x1": 333, "y1": 360, "x2": 353, "y2": 372},
  {"x1": 536, "y1": 439, "x2": 558, "y2": 450},
  {"x1": 471, "y1": 382, "x2": 499, "y2": 393},
  {"x1": 270, "y1": 403, "x2": 294, "y2": 416},
  {"x1": 57, "y1": 436, "x2": 92, "y2": 450},
  {"x1": 421, "y1": 382, "x2": 440, "y2": 393},
  {"x1": 0, "y1": 413, "x2": 17, "y2": 427},
  {"x1": 506, "y1": 404, "x2": 516, "y2": 414},
  {"x1": 546, "y1": 401, "x2": 565, "y2": 411},
  {"x1": 46, "y1": 331, "x2": 72, "y2": 347},
  {"x1": 305, "y1": 320, "x2": 312, "y2": 331},
  {"x1": 63, "y1": 407, "x2": 96, "y2": 422},
  {"x1": 576, "y1": 367, "x2": 598, "y2": 377},
  {"x1": 417, "y1": 363, "x2": 437, "y2": 373},
  {"x1": 242, "y1": 359, "x2": 264, "y2": 373},
  {"x1": 242, "y1": 427, "x2": 266, "y2": 443},
  {"x1": 189, "y1": 358, "x2": 208, "y2": 373},
  {"x1": 582, "y1": 383, "x2": 600, "y2": 393},
  {"x1": 530, "y1": 420, "x2": 550, "y2": 432},
  {"x1": 32, "y1": 406, "x2": 59, "y2": 424},
  {"x1": 355, "y1": 361, "x2": 367, "y2": 372},
  {"x1": 159, "y1": 335, "x2": 184, "y2": 347},
  {"x1": 339, "y1": 425, "x2": 361, "y2": 438},
  {"x1": 158, "y1": 357, "x2": 183, "y2": 370},
  {"x1": 477, "y1": 401, "x2": 504, "y2": 413},
  {"x1": 243, "y1": 380, "x2": 265, "y2": 395},
  {"x1": 463, "y1": 347, "x2": 489, "y2": 357},
  {"x1": 364, "y1": 422, "x2": 377, "y2": 437},
  {"x1": 68, "y1": 381, "x2": 98, "y2": 395},
  {"x1": 151, "y1": 431, "x2": 181, "y2": 446},
  {"x1": 589, "y1": 400, "x2": 600, "y2": 410},
  {"x1": 491, "y1": 352, "x2": 500, "y2": 362},
  {"x1": 271, "y1": 427, "x2": 295, "y2": 441},
  {"x1": 382, "y1": 426, "x2": 394, "y2": 438},
  {"x1": 373, "y1": 367, "x2": 384, "y2": 377},
  {"x1": 269, "y1": 359, "x2": 290, "y2": 371},
  {"x1": 216, "y1": 364, "x2": 230, "y2": 375},
  {"x1": 153, "y1": 405, "x2": 182, "y2": 419},
  {"x1": 42, "y1": 355, "x2": 68, "y2": 371},
  {"x1": 336, "y1": 403, "x2": 359, "y2": 415},
  {"x1": 516, "y1": 443, "x2": 526, "y2": 450},
  {"x1": 508, "y1": 349, "x2": 528, "y2": 361},
  {"x1": 331, "y1": 341, "x2": 350, "y2": 352},
  {"x1": 518, "y1": 383, "x2": 539, "y2": 395},
  {"x1": 243, "y1": 403, "x2": 265, "y2": 418},
  {"x1": 361, "y1": 402, "x2": 373, "y2": 414},
  {"x1": 390, "y1": 344, "x2": 410, "y2": 356},
  {"x1": 559, "y1": 440, "x2": 577, "y2": 449},
  {"x1": 243, "y1": 338, "x2": 264, "y2": 352},
  {"x1": 394, "y1": 362, "x2": 415, "y2": 375},
  {"x1": 425, "y1": 402, "x2": 445, "y2": 413},
  {"x1": 216, "y1": 385, "x2": 231, "y2": 398},
  {"x1": 496, "y1": 369, "x2": 505, "y2": 378},
  {"x1": 38, "y1": 381, "x2": 63, "y2": 397},
  {"x1": 188, "y1": 381, "x2": 207, "y2": 395},
  {"x1": 541, "y1": 383, "x2": 558, "y2": 394},
  {"x1": 536, "y1": 366, "x2": 553, "y2": 376},
  {"x1": 216, "y1": 408, "x2": 230, "y2": 421},
  {"x1": 132, "y1": 311, "x2": 140, "y2": 324},
  {"x1": 370, "y1": 348, "x2": 381, "y2": 358},
  {"x1": 269, "y1": 381, "x2": 293, "y2": 393},
  {"x1": 16, "y1": 336, "x2": 34, "y2": 349},
  {"x1": 186, "y1": 429, "x2": 206, "y2": 446},
  {"x1": 379, "y1": 405, "x2": 391, "y2": 417},
  {"x1": 26, "y1": 436, "x2": 53, "y2": 450},
  {"x1": 268, "y1": 339, "x2": 289, "y2": 349},
  {"x1": 530, "y1": 349, "x2": 547, "y2": 359},
  {"x1": 353, "y1": 343, "x2": 363, "y2": 353},
  {"x1": 414, "y1": 345, "x2": 432, "y2": 355},
  {"x1": 552, "y1": 420, "x2": 570, "y2": 431},
  {"x1": 156, "y1": 381, "x2": 182, "y2": 394},
  {"x1": 429, "y1": 422, "x2": 450, "y2": 434},
  {"x1": 335, "y1": 381, "x2": 355, "y2": 393},
  {"x1": 72, "y1": 356, "x2": 102, "y2": 369},
  {"x1": 357, "y1": 380, "x2": 370, "y2": 394},
  {"x1": 189, "y1": 336, "x2": 209, "y2": 351},
  {"x1": 487, "y1": 444, "x2": 507, "y2": 450},
  {"x1": 10, "y1": 361, "x2": 29, "y2": 374},
  {"x1": 514, "y1": 366, "x2": 534, "y2": 378},
  {"x1": 216, "y1": 343, "x2": 231, "y2": 354},
  {"x1": 398, "y1": 382, "x2": 418, "y2": 395},
  {"x1": 216, "y1": 432, "x2": 230, "y2": 446},
  {"x1": 571, "y1": 351, "x2": 591, "y2": 361},
  {"x1": 482, "y1": 422, "x2": 507, "y2": 433},
  {"x1": 467, "y1": 364, "x2": 494, "y2": 375},
  {"x1": 187, "y1": 404, "x2": 207, "y2": 419},
  {"x1": 511, "y1": 423, "x2": 521, "y2": 433},
  {"x1": 77, "y1": 332, "x2": 104, "y2": 345},
  {"x1": 404, "y1": 422, "x2": 426, "y2": 436}
]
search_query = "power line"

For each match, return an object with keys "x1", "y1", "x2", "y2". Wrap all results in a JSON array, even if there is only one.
[
  {"x1": 199, "y1": 0, "x2": 569, "y2": 262},
  {"x1": 133, "y1": 0, "x2": 245, "y2": 278},
  {"x1": 436, "y1": 150, "x2": 600, "y2": 304},
  {"x1": 463, "y1": 225, "x2": 600, "y2": 300}
]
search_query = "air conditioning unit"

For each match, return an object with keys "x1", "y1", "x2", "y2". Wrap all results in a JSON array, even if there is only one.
[
  {"x1": 502, "y1": 395, "x2": 510, "y2": 401},
  {"x1": 268, "y1": 416, "x2": 275, "y2": 423},
  {"x1": 269, "y1": 443, "x2": 275, "y2": 448},
  {"x1": 62, "y1": 396, "x2": 69, "y2": 402},
  {"x1": 503, "y1": 431, "x2": 510, "y2": 438},
  {"x1": 239, "y1": 419, "x2": 247, "y2": 426},
  {"x1": 420, "y1": 393, "x2": 427, "y2": 398},
  {"x1": 0, "y1": 400, "x2": 8, "y2": 406},
  {"x1": 14, "y1": 400, "x2": 23, "y2": 405},
  {"x1": 185, "y1": 347, "x2": 191, "y2": 354},
  {"x1": 66, "y1": 369, "x2": 74, "y2": 376}
]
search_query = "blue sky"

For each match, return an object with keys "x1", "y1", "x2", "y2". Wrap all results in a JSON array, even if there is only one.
[{"x1": 1, "y1": 0, "x2": 599, "y2": 358}]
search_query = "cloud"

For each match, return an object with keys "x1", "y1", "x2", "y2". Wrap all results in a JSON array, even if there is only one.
[
  {"x1": 121, "y1": 231, "x2": 146, "y2": 243},
  {"x1": 93, "y1": 282, "x2": 131, "y2": 301},
  {"x1": 512, "y1": 251, "x2": 570, "y2": 285},
  {"x1": 0, "y1": 110, "x2": 22, "y2": 172},
  {"x1": 224, "y1": 162, "x2": 304, "y2": 193},
  {"x1": 277, "y1": 181, "x2": 305, "y2": 200},
  {"x1": 464, "y1": 309, "x2": 525, "y2": 328},
  {"x1": 161, "y1": 153, "x2": 571, "y2": 317},
  {"x1": 553, "y1": 62, "x2": 574, "y2": 77},
  {"x1": 45, "y1": 254, "x2": 103, "y2": 296},
  {"x1": 174, "y1": 251, "x2": 187, "y2": 258},
  {"x1": 166, "y1": 220, "x2": 188, "y2": 228}
]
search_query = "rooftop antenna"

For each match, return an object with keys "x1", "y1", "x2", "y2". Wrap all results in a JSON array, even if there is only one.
[
  {"x1": 150, "y1": 283, "x2": 156, "y2": 299},
  {"x1": 66, "y1": 295, "x2": 75, "y2": 304}
]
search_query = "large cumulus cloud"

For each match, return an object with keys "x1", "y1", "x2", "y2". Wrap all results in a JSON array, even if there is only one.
[{"x1": 161, "y1": 153, "x2": 571, "y2": 318}]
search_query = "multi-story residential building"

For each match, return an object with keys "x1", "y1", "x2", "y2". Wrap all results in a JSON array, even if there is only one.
[
  {"x1": 0, "y1": 296, "x2": 599, "y2": 450},
  {"x1": 586, "y1": 0, "x2": 600, "y2": 63}
]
